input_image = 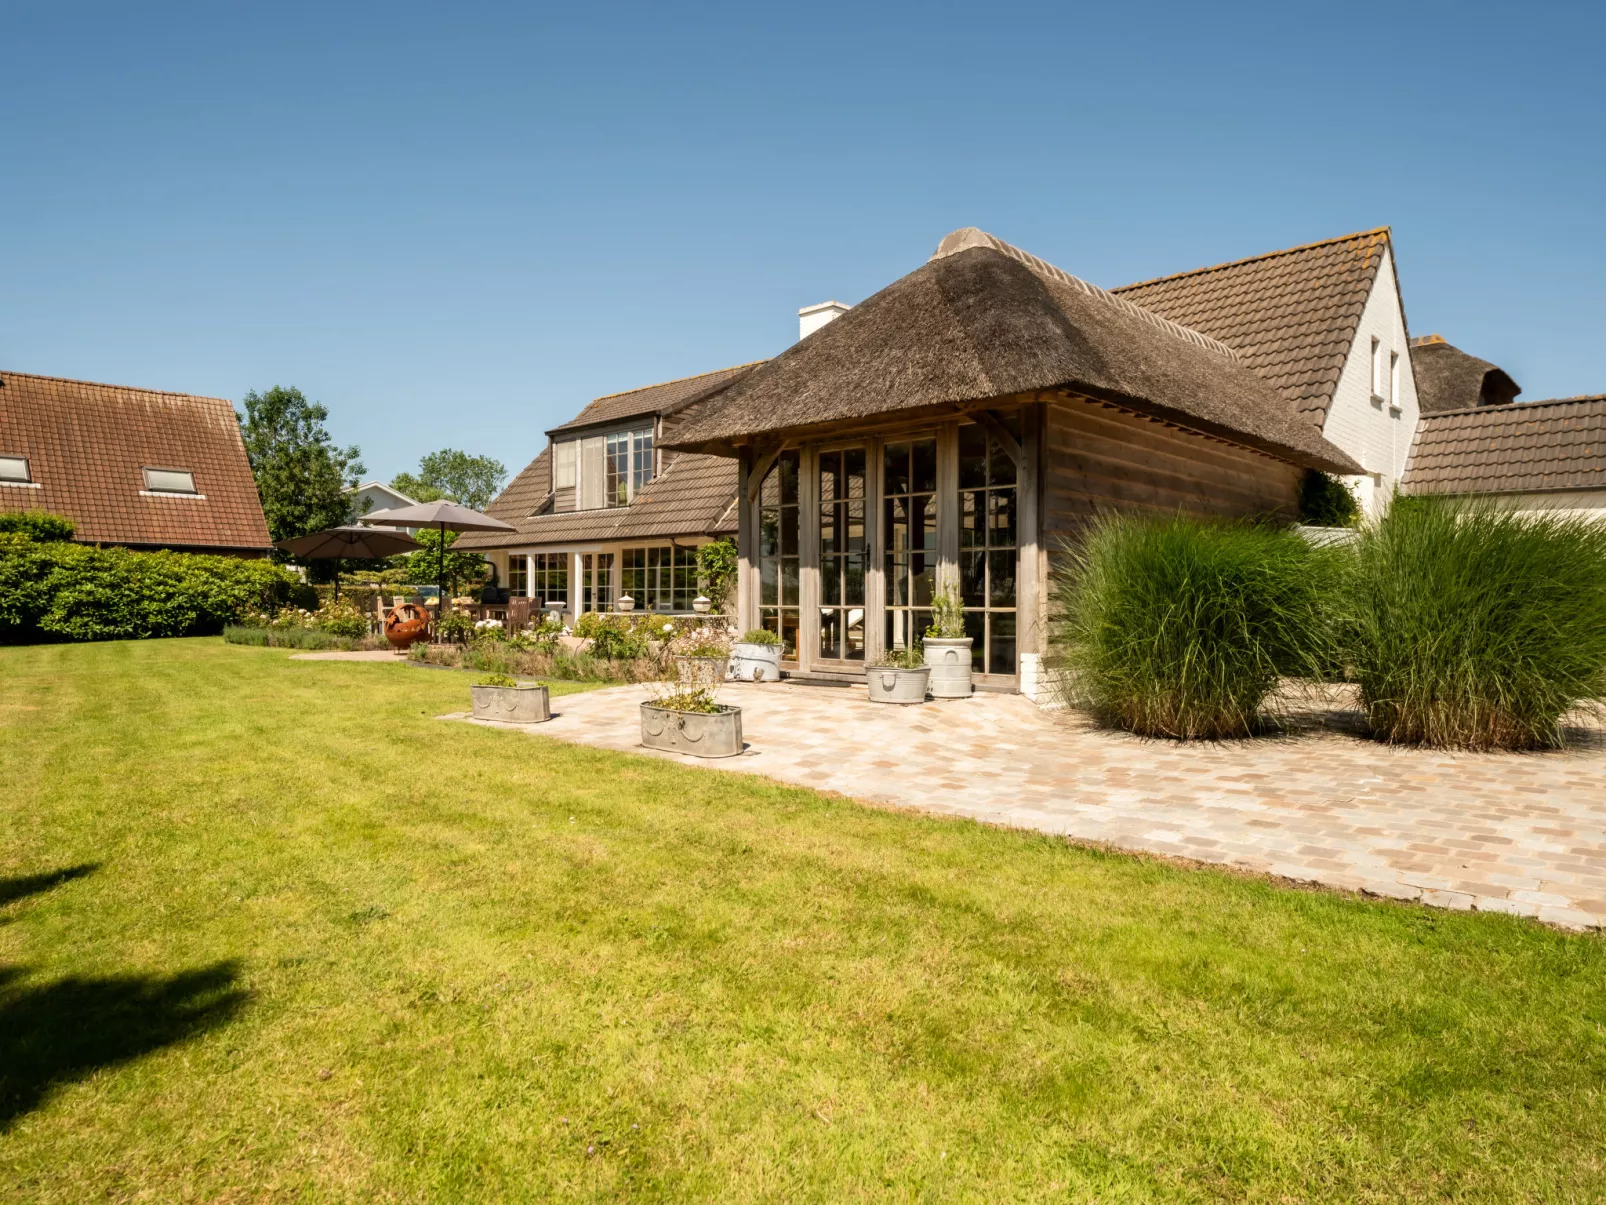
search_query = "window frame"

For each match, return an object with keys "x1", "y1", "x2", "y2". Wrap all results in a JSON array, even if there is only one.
[
  {"x1": 141, "y1": 466, "x2": 200, "y2": 496},
  {"x1": 0, "y1": 454, "x2": 34, "y2": 485}
]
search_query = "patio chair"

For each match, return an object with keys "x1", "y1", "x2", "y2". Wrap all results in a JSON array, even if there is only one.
[{"x1": 507, "y1": 597, "x2": 533, "y2": 633}]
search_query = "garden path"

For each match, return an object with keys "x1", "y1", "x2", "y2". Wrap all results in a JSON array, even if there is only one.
[{"x1": 445, "y1": 682, "x2": 1606, "y2": 930}]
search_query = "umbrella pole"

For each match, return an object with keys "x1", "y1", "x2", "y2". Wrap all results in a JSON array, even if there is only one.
[{"x1": 438, "y1": 522, "x2": 446, "y2": 636}]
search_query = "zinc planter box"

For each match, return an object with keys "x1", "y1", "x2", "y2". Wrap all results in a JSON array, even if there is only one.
[
  {"x1": 640, "y1": 702, "x2": 744, "y2": 758},
  {"x1": 923, "y1": 636, "x2": 974, "y2": 698},
  {"x1": 729, "y1": 641, "x2": 782, "y2": 682},
  {"x1": 470, "y1": 683, "x2": 551, "y2": 724},
  {"x1": 674, "y1": 655, "x2": 729, "y2": 690},
  {"x1": 867, "y1": 665, "x2": 930, "y2": 705}
]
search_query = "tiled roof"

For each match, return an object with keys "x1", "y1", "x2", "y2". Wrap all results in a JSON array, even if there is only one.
[
  {"x1": 1402, "y1": 395, "x2": 1606, "y2": 496},
  {"x1": 0, "y1": 370, "x2": 271, "y2": 551},
  {"x1": 548, "y1": 363, "x2": 761, "y2": 435},
  {"x1": 455, "y1": 451, "x2": 737, "y2": 550},
  {"x1": 1112, "y1": 229, "x2": 1393, "y2": 425}
]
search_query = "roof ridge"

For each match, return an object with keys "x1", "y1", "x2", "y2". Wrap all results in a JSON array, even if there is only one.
[
  {"x1": 930, "y1": 228, "x2": 1241, "y2": 361},
  {"x1": 0, "y1": 368, "x2": 231, "y2": 405},
  {"x1": 1111, "y1": 227, "x2": 1392, "y2": 293},
  {"x1": 590, "y1": 360, "x2": 767, "y2": 403},
  {"x1": 1419, "y1": 395, "x2": 1606, "y2": 419}
]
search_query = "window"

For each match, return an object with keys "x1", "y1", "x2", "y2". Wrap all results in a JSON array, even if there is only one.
[
  {"x1": 757, "y1": 450, "x2": 801, "y2": 656},
  {"x1": 529, "y1": 553, "x2": 569, "y2": 609},
  {"x1": 143, "y1": 467, "x2": 197, "y2": 494},
  {"x1": 883, "y1": 437, "x2": 937, "y2": 655},
  {"x1": 620, "y1": 545, "x2": 697, "y2": 612},
  {"x1": 507, "y1": 555, "x2": 528, "y2": 597},
  {"x1": 958, "y1": 419, "x2": 1019, "y2": 676},
  {"x1": 553, "y1": 440, "x2": 577, "y2": 488},
  {"x1": 1370, "y1": 338, "x2": 1384, "y2": 400},
  {"x1": 0, "y1": 455, "x2": 31, "y2": 484},
  {"x1": 582, "y1": 426, "x2": 655, "y2": 510},
  {"x1": 1389, "y1": 350, "x2": 1400, "y2": 409}
]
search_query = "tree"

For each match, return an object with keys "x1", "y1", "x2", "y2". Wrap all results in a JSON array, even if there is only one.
[
  {"x1": 238, "y1": 387, "x2": 364, "y2": 549},
  {"x1": 390, "y1": 448, "x2": 507, "y2": 511},
  {"x1": 406, "y1": 529, "x2": 489, "y2": 597}
]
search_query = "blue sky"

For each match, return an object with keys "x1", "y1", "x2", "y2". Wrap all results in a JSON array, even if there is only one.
[{"x1": 4, "y1": 1, "x2": 1602, "y2": 484}]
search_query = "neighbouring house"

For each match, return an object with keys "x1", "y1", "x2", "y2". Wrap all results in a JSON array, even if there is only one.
[
  {"x1": 1111, "y1": 227, "x2": 1419, "y2": 516},
  {"x1": 453, "y1": 364, "x2": 761, "y2": 611},
  {"x1": 1409, "y1": 333, "x2": 1522, "y2": 413},
  {"x1": 660, "y1": 228, "x2": 1362, "y2": 686},
  {"x1": 1402, "y1": 393, "x2": 1606, "y2": 520},
  {"x1": 346, "y1": 480, "x2": 418, "y2": 523},
  {"x1": 0, "y1": 370, "x2": 271, "y2": 555}
]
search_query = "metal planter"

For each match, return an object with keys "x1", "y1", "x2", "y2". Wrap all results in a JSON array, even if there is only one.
[
  {"x1": 867, "y1": 665, "x2": 930, "y2": 704},
  {"x1": 470, "y1": 683, "x2": 551, "y2": 724},
  {"x1": 923, "y1": 636, "x2": 974, "y2": 698},
  {"x1": 729, "y1": 641, "x2": 782, "y2": 683},
  {"x1": 640, "y1": 702, "x2": 744, "y2": 758}
]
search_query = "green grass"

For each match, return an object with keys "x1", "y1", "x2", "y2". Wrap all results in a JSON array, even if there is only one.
[
  {"x1": 2, "y1": 639, "x2": 1604, "y2": 1202},
  {"x1": 1051, "y1": 516, "x2": 1339, "y2": 738},
  {"x1": 1348, "y1": 496, "x2": 1606, "y2": 749}
]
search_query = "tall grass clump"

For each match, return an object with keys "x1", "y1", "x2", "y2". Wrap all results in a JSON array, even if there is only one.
[
  {"x1": 1050, "y1": 515, "x2": 1338, "y2": 739},
  {"x1": 1346, "y1": 496, "x2": 1606, "y2": 749}
]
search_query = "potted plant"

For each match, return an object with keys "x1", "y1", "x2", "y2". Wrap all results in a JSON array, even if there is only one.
[
  {"x1": 729, "y1": 628, "x2": 783, "y2": 682},
  {"x1": 923, "y1": 588, "x2": 973, "y2": 698},
  {"x1": 867, "y1": 645, "x2": 930, "y2": 704},
  {"x1": 640, "y1": 686, "x2": 743, "y2": 758},
  {"x1": 672, "y1": 625, "x2": 731, "y2": 689},
  {"x1": 470, "y1": 672, "x2": 551, "y2": 724}
]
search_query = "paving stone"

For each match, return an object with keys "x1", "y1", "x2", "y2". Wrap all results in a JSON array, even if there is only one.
[{"x1": 444, "y1": 683, "x2": 1606, "y2": 929}]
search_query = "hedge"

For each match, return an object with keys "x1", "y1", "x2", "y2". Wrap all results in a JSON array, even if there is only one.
[{"x1": 0, "y1": 533, "x2": 305, "y2": 644}]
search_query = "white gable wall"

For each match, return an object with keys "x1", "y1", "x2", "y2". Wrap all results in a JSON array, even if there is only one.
[{"x1": 1319, "y1": 246, "x2": 1419, "y2": 514}]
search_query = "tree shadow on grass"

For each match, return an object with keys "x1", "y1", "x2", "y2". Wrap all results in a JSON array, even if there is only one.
[
  {"x1": 0, "y1": 961, "x2": 248, "y2": 1130},
  {"x1": 0, "y1": 863, "x2": 100, "y2": 908}
]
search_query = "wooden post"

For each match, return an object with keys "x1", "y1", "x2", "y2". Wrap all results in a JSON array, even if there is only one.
[
  {"x1": 936, "y1": 422, "x2": 960, "y2": 595},
  {"x1": 736, "y1": 448, "x2": 756, "y2": 634},
  {"x1": 1017, "y1": 402, "x2": 1043, "y2": 656},
  {"x1": 798, "y1": 443, "x2": 820, "y2": 674},
  {"x1": 864, "y1": 436, "x2": 884, "y2": 665}
]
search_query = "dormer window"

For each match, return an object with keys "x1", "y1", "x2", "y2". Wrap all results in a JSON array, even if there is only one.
[
  {"x1": 0, "y1": 455, "x2": 32, "y2": 484},
  {"x1": 142, "y1": 467, "x2": 199, "y2": 495},
  {"x1": 602, "y1": 426, "x2": 655, "y2": 509}
]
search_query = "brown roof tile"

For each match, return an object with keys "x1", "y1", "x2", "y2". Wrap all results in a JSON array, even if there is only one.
[
  {"x1": 548, "y1": 363, "x2": 762, "y2": 435},
  {"x1": 1402, "y1": 395, "x2": 1606, "y2": 496},
  {"x1": 0, "y1": 370, "x2": 271, "y2": 551},
  {"x1": 1112, "y1": 229, "x2": 1393, "y2": 425}
]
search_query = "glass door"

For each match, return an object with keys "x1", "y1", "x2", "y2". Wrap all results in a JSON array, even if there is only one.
[
  {"x1": 758, "y1": 450, "x2": 801, "y2": 659},
  {"x1": 817, "y1": 447, "x2": 867, "y2": 662},
  {"x1": 883, "y1": 436, "x2": 938, "y2": 653},
  {"x1": 958, "y1": 420, "x2": 1018, "y2": 675}
]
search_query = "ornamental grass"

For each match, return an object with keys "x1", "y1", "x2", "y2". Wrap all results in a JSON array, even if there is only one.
[
  {"x1": 1346, "y1": 496, "x2": 1606, "y2": 750},
  {"x1": 1050, "y1": 515, "x2": 1338, "y2": 739}
]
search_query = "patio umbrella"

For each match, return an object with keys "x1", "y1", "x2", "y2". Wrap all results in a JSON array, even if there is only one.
[
  {"x1": 273, "y1": 525, "x2": 422, "y2": 600},
  {"x1": 362, "y1": 501, "x2": 516, "y2": 619}
]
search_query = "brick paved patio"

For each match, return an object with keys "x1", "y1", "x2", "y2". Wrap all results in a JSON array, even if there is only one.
[{"x1": 445, "y1": 681, "x2": 1606, "y2": 930}]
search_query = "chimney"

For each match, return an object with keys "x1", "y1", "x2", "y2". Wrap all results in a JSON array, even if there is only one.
[{"x1": 798, "y1": 300, "x2": 850, "y2": 341}]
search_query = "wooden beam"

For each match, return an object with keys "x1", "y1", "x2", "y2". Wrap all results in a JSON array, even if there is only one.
[
  {"x1": 974, "y1": 409, "x2": 1025, "y2": 469},
  {"x1": 746, "y1": 443, "x2": 783, "y2": 503}
]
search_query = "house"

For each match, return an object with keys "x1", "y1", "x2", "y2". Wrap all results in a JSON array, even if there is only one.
[
  {"x1": 1402, "y1": 393, "x2": 1606, "y2": 520},
  {"x1": 1111, "y1": 227, "x2": 1419, "y2": 516},
  {"x1": 0, "y1": 370, "x2": 271, "y2": 554},
  {"x1": 346, "y1": 480, "x2": 418, "y2": 522},
  {"x1": 453, "y1": 364, "x2": 761, "y2": 610},
  {"x1": 660, "y1": 228, "x2": 1362, "y2": 686}
]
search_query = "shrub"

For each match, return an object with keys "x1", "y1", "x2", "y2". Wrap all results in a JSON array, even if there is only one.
[
  {"x1": 926, "y1": 589, "x2": 964, "y2": 639},
  {"x1": 1050, "y1": 515, "x2": 1339, "y2": 739},
  {"x1": 1344, "y1": 496, "x2": 1606, "y2": 749},
  {"x1": 0, "y1": 510, "x2": 75, "y2": 541},
  {"x1": 316, "y1": 599, "x2": 369, "y2": 639},
  {"x1": 0, "y1": 535, "x2": 300, "y2": 644},
  {"x1": 695, "y1": 539, "x2": 738, "y2": 612},
  {"x1": 739, "y1": 628, "x2": 781, "y2": 646},
  {"x1": 476, "y1": 673, "x2": 518, "y2": 688},
  {"x1": 436, "y1": 611, "x2": 475, "y2": 643},
  {"x1": 588, "y1": 614, "x2": 651, "y2": 661},
  {"x1": 1298, "y1": 470, "x2": 1360, "y2": 528},
  {"x1": 222, "y1": 624, "x2": 357, "y2": 651}
]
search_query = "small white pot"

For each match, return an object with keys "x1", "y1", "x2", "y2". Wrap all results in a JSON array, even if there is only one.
[
  {"x1": 692, "y1": 595, "x2": 712, "y2": 614},
  {"x1": 616, "y1": 595, "x2": 636, "y2": 612},
  {"x1": 867, "y1": 665, "x2": 930, "y2": 704}
]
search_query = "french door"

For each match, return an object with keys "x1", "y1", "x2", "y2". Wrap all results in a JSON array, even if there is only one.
[
  {"x1": 882, "y1": 436, "x2": 938, "y2": 654},
  {"x1": 815, "y1": 446, "x2": 868, "y2": 663}
]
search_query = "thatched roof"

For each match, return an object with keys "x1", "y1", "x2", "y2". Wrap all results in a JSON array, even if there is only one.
[
  {"x1": 661, "y1": 230, "x2": 1360, "y2": 474},
  {"x1": 1409, "y1": 335, "x2": 1521, "y2": 414}
]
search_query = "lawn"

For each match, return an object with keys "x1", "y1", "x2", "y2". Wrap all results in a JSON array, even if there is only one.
[{"x1": 1, "y1": 639, "x2": 1604, "y2": 1202}]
